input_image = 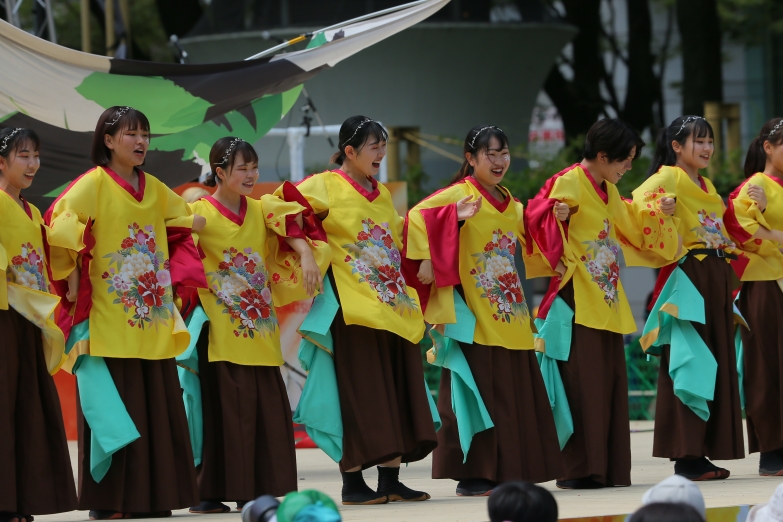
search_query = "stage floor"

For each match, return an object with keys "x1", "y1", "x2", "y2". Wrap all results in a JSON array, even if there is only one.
[{"x1": 39, "y1": 421, "x2": 781, "y2": 522}]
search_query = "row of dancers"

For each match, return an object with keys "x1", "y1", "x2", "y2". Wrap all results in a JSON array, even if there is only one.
[{"x1": 2, "y1": 107, "x2": 783, "y2": 520}]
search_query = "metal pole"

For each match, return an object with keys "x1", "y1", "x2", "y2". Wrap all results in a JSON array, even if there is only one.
[
  {"x1": 119, "y1": 0, "x2": 130, "y2": 58},
  {"x1": 44, "y1": 0, "x2": 57, "y2": 43},
  {"x1": 81, "y1": 0, "x2": 91, "y2": 53},
  {"x1": 105, "y1": 0, "x2": 115, "y2": 57}
]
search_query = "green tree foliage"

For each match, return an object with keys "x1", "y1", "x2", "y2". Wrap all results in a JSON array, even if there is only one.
[{"x1": 718, "y1": 0, "x2": 783, "y2": 45}]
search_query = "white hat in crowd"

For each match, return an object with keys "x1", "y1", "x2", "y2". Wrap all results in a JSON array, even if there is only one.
[
  {"x1": 747, "y1": 482, "x2": 783, "y2": 522},
  {"x1": 641, "y1": 475, "x2": 706, "y2": 520}
]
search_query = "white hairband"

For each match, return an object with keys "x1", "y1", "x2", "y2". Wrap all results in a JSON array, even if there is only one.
[
  {"x1": 0, "y1": 128, "x2": 22, "y2": 154},
  {"x1": 768, "y1": 119, "x2": 783, "y2": 137},
  {"x1": 469, "y1": 126, "x2": 504, "y2": 148},
  {"x1": 106, "y1": 106, "x2": 133, "y2": 126},
  {"x1": 675, "y1": 116, "x2": 704, "y2": 136},
  {"x1": 340, "y1": 119, "x2": 374, "y2": 148},
  {"x1": 219, "y1": 138, "x2": 243, "y2": 165}
]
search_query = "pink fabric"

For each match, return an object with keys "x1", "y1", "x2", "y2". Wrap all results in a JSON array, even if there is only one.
[
  {"x1": 103, "y1": 166, "x2": 146, "y2": 202},
  {"x1": 203, "y1": 195, "x2": 247, "y2": 226},
  {"x1": 333, "y1": 169, "x2": 380, "y2": 202}
]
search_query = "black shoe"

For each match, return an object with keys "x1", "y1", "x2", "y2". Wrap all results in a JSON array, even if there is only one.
[
  {"x1": 341, "y1": 470, "x2": 388, "y2": 505},
  {"x1": 377, "y1": 466, "x2": 430, "y2": 502},
  {"x1": 189, "y1": 501, "x2": 231, "y2": 514},
  {"x1": 760, "y1": 450, "x2": 783, "y2": 476},
  {"x1": 235, "y1": 501, "x2": 249, "y2": 511},
  {"x1": 88, "y1": 511, "x2": 125, "y2": 520},
  {"x1": 674, "y1": 457, "x2": 729, "y2": 481},
  {"x1": 455, "y1": 478, "x2": 497, "y2": 497},
  {"x1": 555, "y1": 477, "x2": 605, "y2": 489}
]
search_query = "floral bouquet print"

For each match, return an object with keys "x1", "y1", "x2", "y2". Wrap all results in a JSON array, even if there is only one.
[
  {"x1": 343, "y1": 218, "x2": 419, "y2": 315},
  {"x1": 103, "y1": 223, "x2": 174, "y2": 329},
  {"x1": 692, "y1": 209, "x2": 735, "y2": 250},
  {"x1": 471, "y1": 229, "x2": 529, "y2": 323},
  {"x1": 206, "y1": 246, "x2": 277, "y2": 339},
  {"x1": 581, "y1": 219, "x2": 621, "y2": 308},
  {"x1": 9, "y1": 242, "x2": 47, "y2": 291}
]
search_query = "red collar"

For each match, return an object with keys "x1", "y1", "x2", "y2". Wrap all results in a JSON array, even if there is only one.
[
  {"x1": 578, "y1": 164, "x2": 609, "y2": 204},
  {"x1": 466, "y1": 176, "x2": 510, "y2": 212},
  {"x1": 103, "y1": 166, "x2": 146, "y2": 202},
  {"x1": 204, "y1": 195, "x2": 247, "y2": 226},
  {"x1": 333, "y1": 169, "x2": 380, "y2": 202}
]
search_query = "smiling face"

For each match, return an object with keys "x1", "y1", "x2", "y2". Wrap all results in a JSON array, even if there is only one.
[
  {"x1": 104, "y1": 125, "x2": 149, "y2": 169},
  {"x1": 673, "y1": 133, "x2": 714, "y2": 172},
  {"x1": 468, "y1": 136, "x2": 510, "y2": 188},
  {"x1": 345, "y1": 135, "x2": 387, "y2": 177},
  {"x1": 0, "y1": 139, "x2": 40, "y2": 191},
  {"x1": 217, "y1": 151, "x2": 259, "y2": 196},
  {"x1": 602, "y1": 147, "x2": 636, "y2": 185}
]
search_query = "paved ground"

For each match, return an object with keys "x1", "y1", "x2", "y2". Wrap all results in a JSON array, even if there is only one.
[{"x1": 39, "y1": 422, "x2": 782, "y2": 522}]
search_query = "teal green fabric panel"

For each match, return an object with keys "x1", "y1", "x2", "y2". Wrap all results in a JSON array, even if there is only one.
[
  {"x1": 176, "y1": 305, "x2": 209, "y2": 466},
  {"x1": 293, "y1": 279, "x2": 342, "y2": 463},
  {"x1": 293, "y1": 337, "x2": 342, "y2": 463},
  {"x1": 642, "y1": 267, "x2": 716, "y2": 421},
  {"x1": 534, "y1": 296, "x2": 574, "y2": 362},
  {"x1": 429, "y1": 329, "x2": 493, "y2": 463},
  {"x1": 74, "y1": 355, "x2": 140, "y2": 483},
  {"x1": 65, "y1": 319, "x2": 90, "y2": 354},
  {"x1": 534, "y1": 313, "x2": 574, "y2": 449},
  {"x1": 733, "y1": 294, "x2": 746, "y2": 411},
  {"x1": 425, "y1": 375, "x2": 441, "y2": 432},
  {"x1": 443, "y1": 290, "x2": 476, "y2": 344}
]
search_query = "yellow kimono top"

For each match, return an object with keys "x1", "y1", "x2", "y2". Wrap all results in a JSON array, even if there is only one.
[
  {"x1": 724, "y1": 172, "x2": 783, "y2": 281},
  {"x1": 0, "y1": 192, "x2": 66, "y2": 373},
  {"x1": 406, "y1": 176, "x2": 537, "y2": 349},
  {"x1": 633, "y1": 166, "x2": 736, "y2": 256},
  {"x1": 46, "y1": 166, "x2": 196, "y2": 361},
  {"x1": 191, "y1": 194, "x2": 330, "y2": 366},
  {"x1": 276, "y1": 170, "x2": 425, "y2": 343},
  {"x1": 528, "y1": 164, "x2": 677, "y2": 334}
]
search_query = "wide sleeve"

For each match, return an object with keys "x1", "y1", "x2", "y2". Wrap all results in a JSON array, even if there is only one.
[
  {"x1": 0, "y1": 241, "x2": 8, "y2": 310},
  {"x1": 161, "y1": 184, "x2": 207, "y2": 292},
  {"x1": 45, "y1": 174, "x2": 98, "y2": 281},
  {"x1": 275, "y1": 174, "x2": 330, "y2": 215},
  {"x1": 516, "y1": 199, "x2": 558, "y2": 278},
  {"x1": 525, "y1": 170, "x2": 581, "y2": 273},
  {"x1": 402, "y1": 185, "x2": 465, "y2": 318},
  {"x1": 724, "y1": 175, "x2": 769, "y2": 244},
  {"x1": 261, "y1": 184, "x2": 332, "y2": 306},
  {"x1": 622, "y1": 171, "x2": 681, "y2": 267}
]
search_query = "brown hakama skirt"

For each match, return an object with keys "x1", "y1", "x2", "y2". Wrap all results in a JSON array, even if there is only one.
[
  {"x1": 652, "y1": 255, "x2": 744, "y2": 460},
  {"x1": 331, "y1": 307, "x2": 438, "y2": 471},
  {"x1": 738, "y1": 279, "x2": 783, "y2": 454},
  {"x1": 432, "y1": 342, "x2": 563, "y2": 483},
  {"x1": 0, "y1": 308, "x2": 78, "y2": 515},
  {"x1": 76, "y1": 357, "x2": 199, "y2": 512},
  {"x1": 195, "y1": 325, "x2": 297, "y2": 501},
  {"x1": 556, "y1": 281, "x2": 631, "y2": 486}
]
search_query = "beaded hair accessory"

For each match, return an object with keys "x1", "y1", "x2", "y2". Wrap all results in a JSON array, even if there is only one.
[
  {"x1": 106, "y1": 106, "x2": 132, "y2": 126},
  {"x1": 675, "y1": 116, "x2": 704, "y2": 135},
  {"x1": 340, "y1": 119, "x2": 373, "y2": 148},
  {"x1": 469, "y1": 126, "x2": 504, "y2": 148},
  {"x1": 768, "y1": 119, "x2": 783, "y2": 137},
  {"x1": 0, "y1": 128, "x2": 22, "y2": 154},
  {"x1": 218, "y1": 138, "x2": 243, "y2": 165}
]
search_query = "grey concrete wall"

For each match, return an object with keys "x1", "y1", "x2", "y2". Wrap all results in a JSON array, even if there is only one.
[{"x1": 180, "y1": 22, "x2": 577, "y2": 188}]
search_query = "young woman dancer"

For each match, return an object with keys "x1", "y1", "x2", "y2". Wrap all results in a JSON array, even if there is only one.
[
  {"x1": 404, "y1": 125, "x2": 563, "y2": 496},
  {"x1": 279, "y1": 115, "x2": 438, "y2": 505},
  {"x1": 45, "y1": 106, "x2": 205, "y2": 519},
  {"x1": 0, "y1": 127, "x2": 78, "y2": 522},
  {"x1": 527, "y1": 118, "x2": 678, "y2": 489},
  {"x1": 185, "y1": 137, "x2": 329, "y2": 512},
  {"x1": 636, "y1": 115, "x2": 746, "y2": 480},
  {"x1": 724, "y1": 117, "x2": 783, "y2": 476}
]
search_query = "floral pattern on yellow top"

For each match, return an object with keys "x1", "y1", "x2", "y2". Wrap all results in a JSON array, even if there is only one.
[
  {"x1": 207, "y1": 246, "x2": 277, "y2": 339},
  {"x1": 470, "y1": 229, "x2": 529, "y2": 323},
  {"x1": 343, "y1": 218, "x2": 419, "y2": 315},
  {"x1": 692, "y1": 210, "x2": 735, "y2": 250},
  {"x1": 581, "y1": 219, "x2": 621, "y2": 309},
  {"x1": 9, "y1": 242, "x2": 47, "y2": 291},
  {"x1": 102, "y1": 222, "x2": 174, "y2": 330}
]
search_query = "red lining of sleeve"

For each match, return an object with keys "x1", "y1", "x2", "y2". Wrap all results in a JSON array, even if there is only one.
[
  {"x1": 401, "y1": 216, "x2": 431, "y2": 313},
  {"x1": 723, "y1": 179, "x2": 753, "y2": 245},
  {"x1": 524, "y1": 165, "x2": 575, "y2": 269},
  {"x1": 167, "y1": 226, "x2": 208, "y2": 290},
  {"x1": 420, "y1": 204, "x2": 461, "y2": 288}
]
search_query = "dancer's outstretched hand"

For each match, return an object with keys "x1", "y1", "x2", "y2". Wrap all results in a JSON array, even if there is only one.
[{"x1": 456, "y1": 195, "x2": 482, "y2": 221}]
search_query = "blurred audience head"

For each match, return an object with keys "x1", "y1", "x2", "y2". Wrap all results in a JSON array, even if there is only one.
[
  {"x1": 487, "y1": 481, "x2": 557, "y2": 522},
  {"x1": 641, "y1": 475, "x2": 706, "y2": 519},
  {"x1": 747, "y1": 482, "x2": 783, "y2": 522},
  {"x1": 630, "y1": 502, "x2": 704, "y2": 522}
]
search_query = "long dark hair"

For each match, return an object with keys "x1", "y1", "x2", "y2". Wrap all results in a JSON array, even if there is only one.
[
  {"x1": 91, "y1": 106, "x2": 151, "y2": 166},
  {"x1": 648, "y1": 115, "x2": 714, "y2": 176},
  {"x1": 744, "y1": 117, "x2": 783, "y2": 178},
  {"x1": 450, "y1": 125, "x2": 509, "y2": 184},
  {"x1": 330, "y1": 115, "x2": 388, "y2": 166},
  {"x1": 0, "y1": 127, "x2": 40, "y2": 163},
  {"x1": 204, "y1": 137, "x2": 259, "y2": 187},
  {"x1": 583, "y1": 118, "x2": 644, "y2": 162}
]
